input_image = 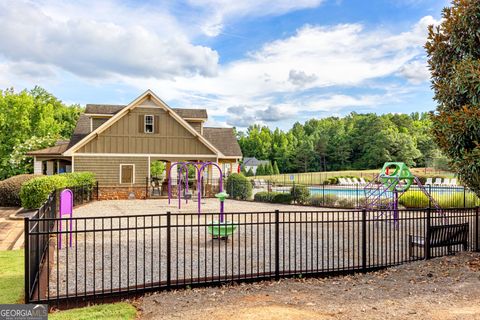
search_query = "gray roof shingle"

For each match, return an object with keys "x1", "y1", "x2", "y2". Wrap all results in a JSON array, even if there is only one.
[
  {"x1": 202, "y1": 127, "x2": 242, "y2": 157},
  {"x1": 85, "y1": 104, "x2": 208, "y2": 119}
]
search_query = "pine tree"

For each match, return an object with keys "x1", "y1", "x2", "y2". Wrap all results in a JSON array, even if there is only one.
[
  {"x1": 273, "y1": 161, "x2": 280, "y2": 175},
  {"x1": 256, "y1": 164, "x2": 264, "y2": 176}
]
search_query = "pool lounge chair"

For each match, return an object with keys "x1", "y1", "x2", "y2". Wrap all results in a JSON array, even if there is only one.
[
  {"x1": 442, "y1": 178, "x2": 451, "y2": 186},
  {"x1": 450, "y1": 178, "x2": 458, "y2": 186},
  {"x1": 359, "y1": 177, "x2": 367, "y2": 185},
  {"x1": 351, "y1": 178, "x2": 360, "y2": 185},
  {"x1": 433, "y1": 178, "x2": 443, "y2": 186},
  {"x1": 346, "y1": 178, "x2": 355, "y2": 185},
  {"x1": 339, "y1": 178, "x2": 349, "y2": 185},
  {"x1": 425, "y1": 178, "x2": 433, "y2": 186}
]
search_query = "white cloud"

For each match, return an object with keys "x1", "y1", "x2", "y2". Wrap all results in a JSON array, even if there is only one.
[
  {"x1": 188, "y1": 0, "x2": 325, "y2": 36},
  {"x1": 127, "y1": 15, "x2": 439, "y2": 127},
  {"x1": 398, "y1": 60, "x2": 431, "y2": 84},
  {"x1": 0, "y1": 0, "x2": 439, "y2": 129},
  {"x1": 0, "y1": 0, "x2": 219, "y2": 79}
]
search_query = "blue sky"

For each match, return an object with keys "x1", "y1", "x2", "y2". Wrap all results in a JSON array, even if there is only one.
[{"x1": 0, "y1": 0, "x2": 449, "y2": 130}]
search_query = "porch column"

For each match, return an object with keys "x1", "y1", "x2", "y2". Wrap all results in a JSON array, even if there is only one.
[{"x1": 33, "y1": 156, "x2": 43, "y2": 175}]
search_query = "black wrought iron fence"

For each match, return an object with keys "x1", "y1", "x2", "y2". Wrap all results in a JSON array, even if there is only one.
[
  {"x1": 24, "y1": 183, "x2": 98, "y2": 303},
  {"x1": 25, "y1": 207, "x2": 480, "y2": 307}
]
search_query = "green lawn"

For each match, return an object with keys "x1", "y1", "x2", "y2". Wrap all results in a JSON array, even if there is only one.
[
  {"x1": 0, "y1": 250, "x2": 24, "y2": 304},
  {"x1": 0, "y1": 250, "x2": 136, "y2": 319},
  {"x1": 49, "y1": 303, "x2": 137, "y2": 320}
]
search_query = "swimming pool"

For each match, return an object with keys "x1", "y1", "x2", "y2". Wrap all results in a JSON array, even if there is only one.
[{"x1": 272, "y1": 185, "x2": 466, "y2": 198}]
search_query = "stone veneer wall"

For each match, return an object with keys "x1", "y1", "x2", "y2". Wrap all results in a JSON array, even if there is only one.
[{"x1": 98, "y1": 186, "x2": 147, "y2": 200}]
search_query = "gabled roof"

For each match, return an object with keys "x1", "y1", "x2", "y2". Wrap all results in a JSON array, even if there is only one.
[
  {"x1": 243, "y1": 157, "x2": 270, "y2": 166},
  {"x1": 172, "y1": 108, "x2": 207, "y2": 119},
  {"x1": 63, "y1": 90, "x2": 221, "y2": 156},
  {"x1": 68, "y1": 114, "x2": 90, "y2": 149},
  {"x1": 84, "y1": 104, "x2": 208, "y2": 119},
  {"x1": 203, "y1": 127, "x2": 242, "y2": 157},
  {"x1": 27, "y1": 140, "x2": 70, "y2": 155},
  {"x1": 85, "y1": 104, "x2": 125, "y2": 115}
]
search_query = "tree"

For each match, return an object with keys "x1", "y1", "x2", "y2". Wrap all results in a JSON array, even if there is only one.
[
  {"x1": 265, "y1": 162, "x2": 274, "y2": 175},
  {"x1": 0, "y1": 87, "x2": 82, "y2": 180},
  {"x1": 426, "y1": 0, "x2": 480, "y2": 196},
  {"x1": 256, "y1": 164, "x2": 264, "y2": 176},
  {"x1": 150, "y1": 161, "x2": 166, "y2": 178},
  {"x1": 273, "y1": 161, "x2": 280, "y2": 175}
]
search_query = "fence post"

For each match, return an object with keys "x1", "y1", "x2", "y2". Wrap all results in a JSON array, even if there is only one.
[
  {"x1": 24, "y1": 217, "x2": 30, "y2": 304},
  {"x1": 362, "y1": 208, "x2": 367, "y2": 272},
  {"x1": 476, "y1": 206, "x2": 479, "y2": 252},
  {"x1": 166, "y1": 211, "x2": 171, "y2": 289},
  {"x1": 425, "y1": 207, "x2": 431, "y2": 260},
  {"x1": 274, "y1": 209, "x2": 280, "y2": 280}
]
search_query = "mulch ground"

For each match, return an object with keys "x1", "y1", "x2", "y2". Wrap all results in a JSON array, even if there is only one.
[{"x1": 137, "y1": 252, "x2": 480, "y2": 320}]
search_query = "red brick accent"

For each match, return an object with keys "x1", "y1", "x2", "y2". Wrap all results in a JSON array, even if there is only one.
[{"x1": 98, "y1": 186, "x2": 147, "y2": 200}]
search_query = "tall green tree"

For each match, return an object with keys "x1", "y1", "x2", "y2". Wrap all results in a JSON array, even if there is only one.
[
  {"x1": 426, "y1": 0, "x2": 480, "y2": 196},
  {"x1": 0, "y1": 87, "x2": 82, "y2": 179}
]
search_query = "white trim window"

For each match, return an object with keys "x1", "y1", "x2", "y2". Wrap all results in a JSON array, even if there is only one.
[
  {"x1": 145, "y1": 115, "x2": 154, "y2": 133},
  {"x1": 120, "y1": 164, "x2": 135, "y2": 184}
]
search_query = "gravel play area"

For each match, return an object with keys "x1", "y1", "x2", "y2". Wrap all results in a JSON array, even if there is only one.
[
  {"x1": 45, "y1": 199, "x2": 474, "y2": 299},
  {"x1": 138, "y1": 252, "x2": 480, "y2": 320}
]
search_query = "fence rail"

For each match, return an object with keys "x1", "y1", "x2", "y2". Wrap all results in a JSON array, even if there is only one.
[
  {"x1": 25, "y1": 206, "x2": 480, "y2": 307},
  {"x1": 24, "y1": 183, "x2": 98, "y2": 303}
]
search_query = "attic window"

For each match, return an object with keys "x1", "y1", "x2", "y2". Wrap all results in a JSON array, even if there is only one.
[{"x1": 145, "y1": 115, "x2": 154, "y2": 133}]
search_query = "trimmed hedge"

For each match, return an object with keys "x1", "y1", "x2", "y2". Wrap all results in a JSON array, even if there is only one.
[
  {"x1": 226, "y1": 173, "x2": 252, "y2": 200},
  {"x1": 290, "y1": 185, "x2": 310, "y2": 204},
  {"x1": 20, "y1": 172, "x2": 96, "y2": 209},
  {"x1": 272, "y1": 193, "x2": 293, "y2": 204},
  {"x1": 308, "y1": 194, "x2": 338, "y2": 207},
  {"x1": 254, "y1": 191, "x2": 279, "y2": 202},
  {"x1": 0, "y1": 174, "x2": 39, "y2": 207},
  {"x1": 253, "y1": 191, "x2": 292, "y2": 204}
]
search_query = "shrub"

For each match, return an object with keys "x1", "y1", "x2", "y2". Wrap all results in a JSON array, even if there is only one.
[
  {"x1": 436, "y1": 193, "x2": 480, "y2": 208},
  {"x1": 336, "y1": 198, "x2": 356, "y2": 209},
  {"x1": 290, "y1": 185, "x2": 310, "y2": 204},
  {"x1": 399, "y1": 191, "x2": 430, "y2": 208},
  {"x1": 254, "y1": 191, "x2": 281, "y2": 202},
  {"x1": 308, "y1": 194, "x2": 338, "y2": 207},
  {"x1": 272, "y1": 193, "x2": 293, "y2": 204},
  {"x1": 0, "y1": 174, "x2": 39, "y2": 207},
  {"x1": 226, "y1": 173, "x2": 252, "y2": 200},
  {"x1": 20, "y1": 172, "x2": 96, "y2": 209}
]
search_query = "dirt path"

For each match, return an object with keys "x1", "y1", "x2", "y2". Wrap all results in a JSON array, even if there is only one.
[{"x1": 138, "y1": 252, "x2": 480, "y2": 320}]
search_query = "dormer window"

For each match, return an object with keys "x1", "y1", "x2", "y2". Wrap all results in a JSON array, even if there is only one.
[{"x1": 145, "y1": 115, "x2": 154, "y2": 133}]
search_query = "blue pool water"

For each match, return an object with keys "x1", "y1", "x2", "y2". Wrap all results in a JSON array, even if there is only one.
[{"x1": 306, "y1": 186, "x2": 465, "y2": 197}]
